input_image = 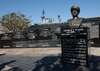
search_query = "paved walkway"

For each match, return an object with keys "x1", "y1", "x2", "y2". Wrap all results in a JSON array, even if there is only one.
[
  {"x1": 0, "y1": 47, "x2": 61, "y2": 55},
  {"x1": 0, "y1": 47, "x2": 100, "y2": 71},
  {"x1": 0, "y1": 47, "x2": 100, "y2": 56}
]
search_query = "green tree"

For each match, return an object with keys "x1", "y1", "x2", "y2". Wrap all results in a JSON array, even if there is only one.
[{"x1": 0, "y1": 12, "x2": 32, "y2": 33}]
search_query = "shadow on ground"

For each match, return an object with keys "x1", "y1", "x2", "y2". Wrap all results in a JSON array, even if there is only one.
[
  {"x1": 32, "y1": 54, "x2": 100, "y2": 71},
  {"x1": 0, "y1": 53, "x2": 6, "y2": 56},
  {"x1": 1, "y1": 54, "x2": 100, "y2": 71},
  {"x1": 0, "y1": 60, "x2": 16, "y2": 71}
]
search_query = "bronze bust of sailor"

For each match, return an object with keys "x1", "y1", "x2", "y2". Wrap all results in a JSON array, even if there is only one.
[{"x1": 68, "y1": 5, "x2": 84, "y2": 28}]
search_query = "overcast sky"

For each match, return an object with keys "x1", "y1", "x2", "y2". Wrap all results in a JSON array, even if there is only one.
[{"x1": 0, "y1": 0, "x2": 100, "y2": 24}]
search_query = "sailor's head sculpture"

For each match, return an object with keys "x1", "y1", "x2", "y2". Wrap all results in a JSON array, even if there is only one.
[
  {"x1": 68, "y1": 5, "x2": 83, "y2": 28},
  {"x1": 71, "y1": 5, "x2": 80, "y2": 19}
]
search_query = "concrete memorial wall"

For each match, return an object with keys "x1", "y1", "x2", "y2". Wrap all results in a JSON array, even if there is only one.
[
  {"x1": 0, "y1": 26, "x2": 61, "y2": 48},
  {"x1": 0, "y1": 21, "x2": 100, "y2": 48},
  {"x1": 90, "y1": 22, "x2": 100, "y2": 47},
  {"x1": 81, "y1": 21, "x2": 100, "y2": 46}
]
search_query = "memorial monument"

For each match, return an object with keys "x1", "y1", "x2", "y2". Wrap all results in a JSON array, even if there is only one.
[{"x1": 61, "y1": 5, "x2": 89, "y2": 66}]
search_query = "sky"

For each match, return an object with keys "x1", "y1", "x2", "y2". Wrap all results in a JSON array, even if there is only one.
[{"x1": 0, "y1": 0, "x2": 100, "y2": 24}]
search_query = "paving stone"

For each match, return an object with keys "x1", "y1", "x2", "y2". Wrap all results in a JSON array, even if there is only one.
[{"x1": 0, "y1": 53, "x2": 100, "y2": 71}]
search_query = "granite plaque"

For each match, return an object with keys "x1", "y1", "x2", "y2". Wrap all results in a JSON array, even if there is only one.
[
  {"x1": 51, "y1": 27, "x2": 61, "y2": 39},
  {"x1": 90, "y1": 24, "x2": 99, "y2": 38},
  {"x1": 61, "y1": 27, "x2": 88, "y2": 66},
  {"x1": 39, "y1": 28, "x2": 52, "y2": 40},
  {"x1": 0, "y1": 33, "x2": 12, "y2": 47},
  {"x1": 12, "y1": 31, "x2": 26, "y2": 41},
  {"x1": 26, "y1": 29, "x2": 39, "y2": 40}
]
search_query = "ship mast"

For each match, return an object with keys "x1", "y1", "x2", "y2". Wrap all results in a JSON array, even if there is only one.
[{"x1": 41, "y1": 9, "x2": 45, "y2": 21}]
